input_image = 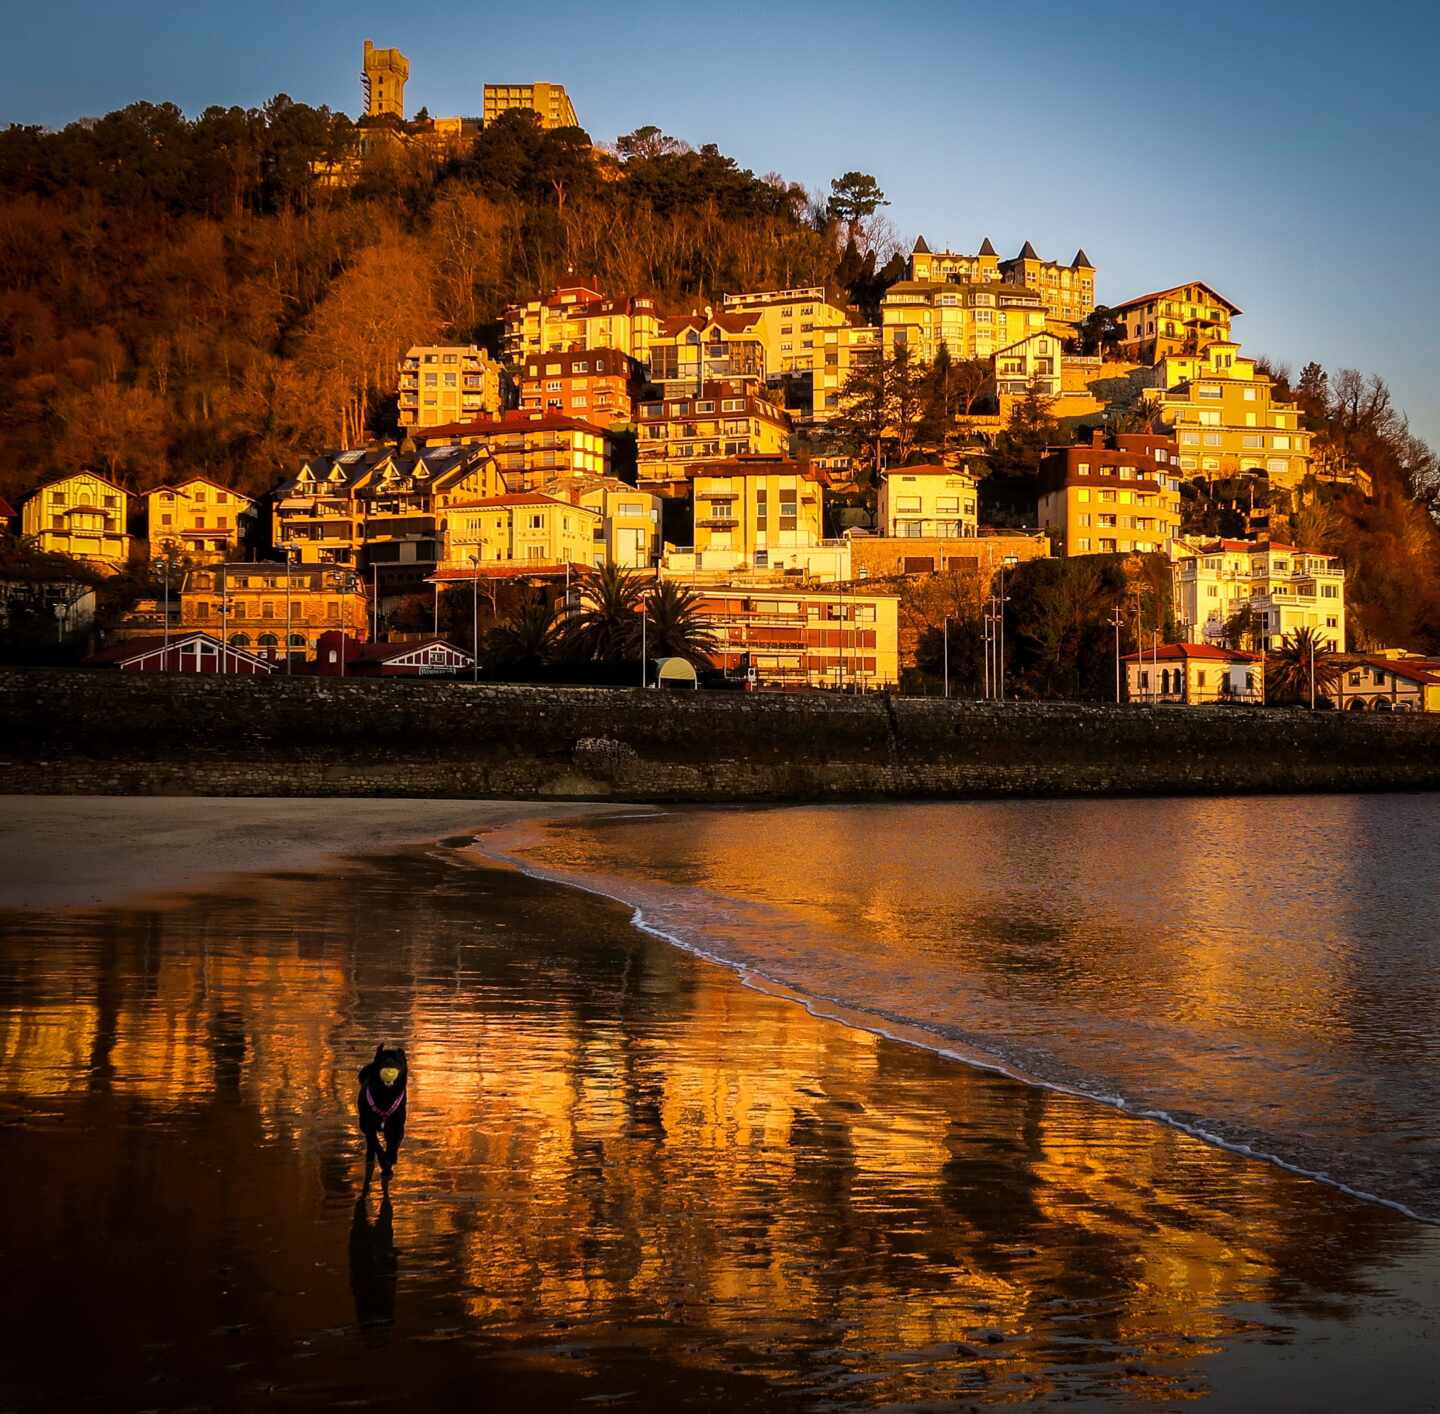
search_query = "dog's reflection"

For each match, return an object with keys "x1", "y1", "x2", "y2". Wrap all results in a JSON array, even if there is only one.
[{"x1": 348, "y1": 1192, "x2": 398, "y2": 1328}]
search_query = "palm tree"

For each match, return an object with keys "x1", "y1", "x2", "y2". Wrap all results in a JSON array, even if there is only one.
[
  {"x1": 485, "y1": 598, "x2": 559, "y2": 669},
  {"x1": 646, "y1": 580, "x2": 720, "y2": 666},
  {"x1": 1265, "y1": 625, "x2": 1341, "y2": 705},
  {"x1": 563, "y1": 562, "x2": 645, "y2": 662}
]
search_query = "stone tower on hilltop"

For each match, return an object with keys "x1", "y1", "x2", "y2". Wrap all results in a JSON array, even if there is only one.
[{"x1": 362, "y1": 39, "x2": 409, "y2": 120}]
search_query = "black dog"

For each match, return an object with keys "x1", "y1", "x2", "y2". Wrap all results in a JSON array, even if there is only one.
[{"x1": 356, "y1": 1044, "x2": 408, "y2": 1188}]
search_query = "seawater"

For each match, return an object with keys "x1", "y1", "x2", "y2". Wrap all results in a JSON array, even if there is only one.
[{"x1": 489, "y1": 794, "x2": 1440, "y2": 1224}]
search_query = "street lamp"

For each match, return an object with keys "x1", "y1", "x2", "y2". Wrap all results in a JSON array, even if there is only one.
[
  {"x1": 943, "y1": 614, "x2": 951, "y2": 699},
  {"x1": 1109, "y1": 604, "x2": 1125, "y2": 704},
  {"x1": 219, "y1": 566, "x2": 228, "y2": 674},
  {"x1": 998, "y1": 555, "x2": 1018, "y2": 703},
  {"x1": 468, "y1": 554, "x2": 481, "y2": 684},
  {"x1": 283, "y1": 543, "x2": 296, "y2": 675},
  {"x1": 640, "y1": 599, "x2": 648, "y2": 688}
]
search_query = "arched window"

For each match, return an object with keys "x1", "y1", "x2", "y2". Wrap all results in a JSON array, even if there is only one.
[
  {"x1": 289, "y1": 633, "x2": 306, "y2": 647},
  {"x1": 1160, "y1": 668, "x2": 1171, "y2": 695},
  {"x1": 258, "y1": 633, "x2": 279, "y2": 648},
  {"x1": 230, "y1": 633, "x2": 250, "y2": 647}
]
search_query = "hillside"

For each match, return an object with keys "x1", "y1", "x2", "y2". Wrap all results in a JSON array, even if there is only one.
[{"x1": 1, "y1": 96, "x2": 1437, "y2": 649}]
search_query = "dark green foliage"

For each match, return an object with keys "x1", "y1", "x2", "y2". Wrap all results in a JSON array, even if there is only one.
[
  {"x1": 1265, "y1": 626, "x2": 1341, "y2": 705},
  {"x1": 1005, "y1": 554, "x2": 1133, "y2": 700},
  {"x1": 644, "y1": 580, "x2": 719, "y2": 666}
]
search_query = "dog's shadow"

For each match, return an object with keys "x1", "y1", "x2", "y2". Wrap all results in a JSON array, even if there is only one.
[{"x1": 348, "y1": 1192, "x2": 398, "y2": 1329}]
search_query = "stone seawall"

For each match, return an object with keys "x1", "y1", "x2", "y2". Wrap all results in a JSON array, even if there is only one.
[{"x1": 4, "y1": 670, "x2": 1439, "y2": 801}]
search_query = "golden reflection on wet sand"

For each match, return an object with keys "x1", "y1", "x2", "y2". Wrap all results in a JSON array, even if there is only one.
[{"x1": 1, "y1": 841, "x2": 1436, "y2": 1410}]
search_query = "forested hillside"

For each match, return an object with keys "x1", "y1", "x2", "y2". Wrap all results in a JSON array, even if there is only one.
[
  {"x1": 2, "y1": 95, "x2": 1437, "y2": 649},
  {"x1": 0, "y1": 102, "x2": 882, "y2": 503}
]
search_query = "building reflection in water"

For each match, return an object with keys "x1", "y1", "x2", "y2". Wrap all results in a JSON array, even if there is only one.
[{"x1": 0, "y1": 840, "x2": 1435, "y2": 1409}]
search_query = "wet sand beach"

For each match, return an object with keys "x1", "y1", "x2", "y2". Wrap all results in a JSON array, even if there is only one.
[{"x1": 1, "y1": 798, "x2": 1437, "y2": 1410}]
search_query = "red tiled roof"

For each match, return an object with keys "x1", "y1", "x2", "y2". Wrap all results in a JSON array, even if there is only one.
[
  {"x1": 1351, "y1": 657, "x2": 1440, "y2": 686},
  {"x1": 1122, "y1": 642, "x2": 1257, "y2": 663},
  {"x1": 0, "y1": 496, "x2": 17, "y2": 518},
  {"x1": 884, "y1": 463, "x2": 975, "y2": 477},
  {"x1": 426, "y1": 562, "x2": 587, "y2": 582},
  {"x1": 686, "y1": 456, "x2": 827, "y2": 483},
  {"x1": 417, "y1": 411, "x2": 605, "y2": 439},
  {"x1": 1110, "y1": 282, "x2": 1243, "y2": 317},
  {"x1": 442, "y1": 493, "x2": 578, "y2": 509}
]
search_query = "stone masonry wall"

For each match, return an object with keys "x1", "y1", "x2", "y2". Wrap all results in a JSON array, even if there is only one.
[{"x1": 3, "y1": 670, "x2": 1439, "y2": 801}]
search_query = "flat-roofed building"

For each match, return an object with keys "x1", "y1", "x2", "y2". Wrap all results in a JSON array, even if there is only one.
[
  {"x1": 878, "y1": 464, "x2": 979, "y2": 539},
  {"x1": 483, "y1": 82, "x2": 578, "y2": 130},
  {"x1": 1146, "y1": 348, "x2": 1313, "y2": 489},
  {"x1": 145, "y1": 477, "x2": 253, "y2": 564},
  {"x1": 695, "y1": 585, "x2": 900, "y2": 690},
  {"x1": 363, "y1": 40, "x2": 409, "y2": 119},
  {"x1": 519, "y1": 347, "x2": 638, "y2": 427},
  {"x1": 1038, "y1": 431, "x2": 1183, "y2": 557},
  {"x1": 414, "y1": 411, "x2": 612, "y2": 489},
  {"x1": 399, "y1": 346, "x2": 509, "y2": 428},
  {"x1": 719, "y1": 287, "x2": 881, "y2": 423},
  {"x1": 502, "y1": 284, "x2": 659, "y2": 366},
  {"x1": 636, "y1": 382, "x2": 791, "y2": 492},
  {"x1": 21, "y1": 471, "x2": 134, "y2": 572}
]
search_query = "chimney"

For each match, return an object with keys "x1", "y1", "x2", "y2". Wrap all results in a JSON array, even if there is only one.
[{"x1": 1092, "y1": 429, "x2": 1104, "y2": 448}]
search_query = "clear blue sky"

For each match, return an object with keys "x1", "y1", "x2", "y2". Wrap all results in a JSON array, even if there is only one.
[{"x1": 7, "y1": 0, "x2": 1439, "y2": 447}]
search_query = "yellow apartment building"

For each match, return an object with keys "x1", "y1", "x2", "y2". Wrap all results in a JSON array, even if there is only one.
[
  {"x1": 146, "y1": 477, "x2": 253, "y2": 563},
  {"x1": 908, "y1": 237, "x2": 1096, "y2": 324},
  {"x1": 881, "y1": 279, "x2": 1048, "y2": 363},
  {"x1": 1170, "y1": 537, "x2": 1346, "y2": 649},
  {"x1": 22, "y1": 471, "x2": 134, "y2": 572},
  {"x1": 181, "y1": 562, "x2": 367, "y2": 661},
  {"x1": 648, "y1": 310, "x2": 768, "y2": 391},
  {"x1": 1146, "y1": 358, "x2": 1313, "y2": 488},
  {"x1": 1111, "y1": 282, "x2": 1241, "y2": 363},
  {"x1": 1038, "y1": 432, "x2": 1183, "y2": 557},
  {"x1": 878, "y1": 465, "x2": 979, "y2": 538},
  {"x1": 502, "y1": 285, "x2": 659, "y2": 366},
  {"x1": 538, "y1": 476, "x2": 662, "y2": 569},
  {"x1": 363, "y1": 40, "x2": 409, "y2": 119},
  {"x1": 482, "y1": 83, "x2": 579, "y2": 130},
  {"x1": 415, "y1": 411, "x2": 611, "y2": 489},
  {"x1": 438, "y1": 493, "x2": 602, "y2": 569},
  {"x1": 695, "y1": 585, "x2": 900, "y2": 690},
  {"x1": 399, "y1": 346, "x2": 509, "y2": 428},
  {"x1": 687, "y1": 455, "x2": 827, "y2": 564},
  {"x1": 636, "y1": 381, "x2": 792, "y2": 490},
  {"x1": 719, "y1": 287, "x2": 881, "y2": 422}
]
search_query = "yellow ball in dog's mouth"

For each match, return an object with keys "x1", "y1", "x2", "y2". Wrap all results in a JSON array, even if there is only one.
[{"x1": 379, "y1": 1066, "x2": 401, "y2": 1087}]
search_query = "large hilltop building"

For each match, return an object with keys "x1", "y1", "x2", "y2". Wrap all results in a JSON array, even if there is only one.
[
  {"x1": 483, "y1": 83, "x2": 579, "y2": 130},
  {"x1": 907, "y1": 237, "x2": 1096, "y2": 325},
  {"x1": 362, "y1": 40, "x2": 409, "y2": 119}
]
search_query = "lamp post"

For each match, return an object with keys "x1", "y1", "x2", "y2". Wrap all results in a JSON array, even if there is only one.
[
  {"x1": 283, "y1": 543, "x2": 295, "y2": 675},
  {"x1": 1109, "y1": 604, "x2": 1125, "y2": 704},
  {"x1": 943, "y1": 614, "x2": 951, "y2": 699},
  {"x1": 640, "y1": 601, "x2": 648, "y2": 688},
  {"x1": 219, "y1": 567, "x2": 228, "y2": 674},
  {"x1": 998, "y1": 555, "x2": 1018, "y2": 702},
  {"x1": 468, "y1": 554, "x2": 481, "y2": 684},
  {"x1": 1309, "y1": 632, "x2": 1317, "y2": 710}
]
